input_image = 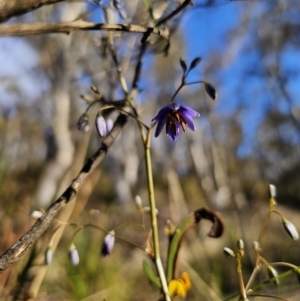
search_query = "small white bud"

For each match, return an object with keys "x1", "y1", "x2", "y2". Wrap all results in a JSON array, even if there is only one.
[
  {"x1": 101, "y1": 231, "x2": 115, "y2": 257},
  {"x1": 237, "y1": 239, "x2": 244, "y2": 251},
  {"x1": 143, "y1": 207, "x2": 159, "y2": 215},
  {"x1": 45, "y1": 247, "x2": 53, "y2": 265},
  {"x1": 267, "y1": 265, "x2": 279, "y2": 285},
  {"x1": 223, "y1": 247, "x2": 235, "y2": 258},
  {"x1": 282, "y1": 218, "x2": 299, "y2": 241},
  {"x1": 269, "y1": 184, "x2": 277, "y2": 198},
  {"x1": 31, "y1": 210, "x2": 43, "y2": 219},
  {"x1": 69, "y1": 244, "x2": 80, "y2": 266},
  {"x1": 135, "y1": 195, "x2": 142, "y2": 208},
  {"x1": 253, "y1": 241, "x2": 260, "y2": 251}
]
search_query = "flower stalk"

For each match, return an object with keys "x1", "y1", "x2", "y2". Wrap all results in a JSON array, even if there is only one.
[{"x1": 144, "y1": 128, "x2": 170, "y2": 301}]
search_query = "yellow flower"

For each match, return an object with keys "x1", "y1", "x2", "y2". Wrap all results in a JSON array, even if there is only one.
[{"x1": 168, "y1": 272, "x2": 192, "y2": 299}]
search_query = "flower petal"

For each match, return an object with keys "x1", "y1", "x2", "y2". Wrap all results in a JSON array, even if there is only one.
[
  {"x1": 154, "y1": 117, "x2": 167, "y2": 137},
  {"x1": 152, "y1": 106, "x2": 171, "y2": 122},
  {"x1": 182, "y1": 113, "x2": 196, "y2": 131},
  {"x1": 179, "y1": 105, "x2": 200, "y2": 117},
  {"x1": 181, "y1": 272, "x2": 192, "y2": 290},
  {"x1": 106, "y1": 118, "x2": 114, "y2": 133},
  {"x1": 170, "y1": 103, "x2": 180, "y2": 111},
  {"x1": 96, "y1": 115, "x2": 107, "y2": 137},
  {"x1": 152, "y1": 106, "x2": 171, "y2": 137},
  {"x1": 168, "y1": 279, "x2": 187, "y2": 298}
]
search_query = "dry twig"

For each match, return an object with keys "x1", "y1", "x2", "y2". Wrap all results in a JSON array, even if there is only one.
[{"x1": 0, "y1": 21, "x2": 169, "y2": 40}]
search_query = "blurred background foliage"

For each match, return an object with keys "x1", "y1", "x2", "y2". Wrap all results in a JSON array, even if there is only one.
[{"x1": 0, "y1": 0, "x2": 300, "y2": 300}]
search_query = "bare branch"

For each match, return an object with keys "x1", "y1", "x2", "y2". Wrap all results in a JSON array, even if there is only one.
[
  {"x1": 156, "y1": 0, "x2": 194, "y2": 27},
  {"x1": 0, "y1": 113, "x2": 128, "y2": 273},
  {"x1": 0, "y1": 20, "x2": 169, "y2": 40},
  {"x1": 0, "y1": 0, "x2": 65, "y2": 23}
]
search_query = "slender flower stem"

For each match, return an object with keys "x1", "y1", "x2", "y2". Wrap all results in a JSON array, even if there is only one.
[
  {"x1": 271, "y1": 262, "x2": 298, "y2": 269},
  {"x1": 144, "y1": 128, "x2": 170, "y2": 301},
  {"x1": 225, "y1": 266, "x2": 300, "y2": 301},
  {"x1": 70, "y1": 223, "x2": 146, "y2": 251},
  {"x1": 258, "y1": 211, "x2": 271, "y2": 244},
  {"x1": 185, "y1": 80, "x2": 205, "y2": 86},
  {"x1": 245, "y1": 265, "x2": 260, "y2": 292},
  {"x1": 236, "y1": 257, "x2": 248, "y2": 301},
  {"x1": 170, "y1": 82, "x2": 185, "y2": 103},
  {"x1": 271, "y1": 209, "x2": 284, "y2": 219},
  {"x1": 248, "y1": 294, "x2": 289, "y2": 301}
]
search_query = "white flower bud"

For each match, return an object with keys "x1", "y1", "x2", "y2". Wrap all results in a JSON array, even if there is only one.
[
  {"x1": 253, "y1": 241, "x2": 260, "y2": 251},
  {"x1": 269, "y1": 184, "x2": 277, "y2": 198},
  {"x1": 282, "y1": 218, "x2": 299, "y2": 241},
  {"x1": 267, "y1": 265, "x2": 279, "y2": 286},
  {"x1": 237, "y1": 239, "x2": 244, "y2": 251},
  {"x1": 69, "y1": 244, "x2": 80, "y2": 266},
  {"x1": 101, "y1": 231, "x2": 115, "y2": 257},
  {"x1": 143, "y1": 207, "x2": 159, "y2": 215},
  {"x1": 135, "y1": 195, "x2": 142, "y2": 209},
  {"x1": 45, "y1": 247, "x2": 53, "y2": 265},
  {"x1": 31, "y1": 210, "x2": 43, "y2": 219},
  {"x1": 223, "y1": 247, "x2": 235, "y2": 258}
]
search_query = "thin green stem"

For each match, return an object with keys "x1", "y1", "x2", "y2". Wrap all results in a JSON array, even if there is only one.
[
  {"x1": 144, "y1": 128, "x2": 170, "y2": 301},
  {"x1": 224, "y1": 266, "x2": 300, "y2": 301},
  {"x1": 248, "y1": 294, "x2": 289, "y2": 300}
]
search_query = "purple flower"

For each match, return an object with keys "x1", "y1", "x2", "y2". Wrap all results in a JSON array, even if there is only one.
[
  {"x1": 101, "y1": 231, "x2": 115, "y2": 257},
  {"x1": 152, "y1": 103, "x2": 200, "y2": 141}
]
